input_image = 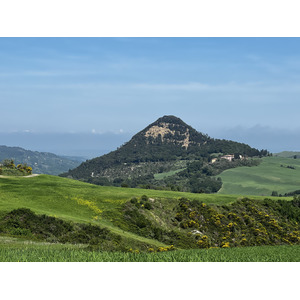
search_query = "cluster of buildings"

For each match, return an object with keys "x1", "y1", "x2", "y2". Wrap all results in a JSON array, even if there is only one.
[{"x1": 211, "y1": 154, "x2": 243, "y2": 164}]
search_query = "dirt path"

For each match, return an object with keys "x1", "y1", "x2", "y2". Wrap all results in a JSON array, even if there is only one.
[
  {"x1": 0, "y1": 174, "x2": 40, "y2": 178},
  {"x1": 23, "y1": 174, "x2": 40, "y2": 178}
]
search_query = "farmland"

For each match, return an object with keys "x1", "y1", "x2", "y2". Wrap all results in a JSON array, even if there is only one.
[{"x1": 218, "y1": 156, "x2": 300, "y2": 196}]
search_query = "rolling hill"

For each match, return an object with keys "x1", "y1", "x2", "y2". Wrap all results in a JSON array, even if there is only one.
[
  {"x1": 0, "y1": 145, "x2": 82, "y2": 175},
  {"x1": 1, "y1": 174, "x2": 299, "y2": 258},
  {"x1": 275, "y1": 151, "x2": 300, "y2": 158},
  {"x1": 218, "y1": 156, "x2": 300, "y2": 196},
  {"x1": 0, "y1": 175, "x2": 249, "y2": 250}
]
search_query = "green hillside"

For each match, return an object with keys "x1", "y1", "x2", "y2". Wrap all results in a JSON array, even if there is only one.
[
  {"x1": 0, "y1": 175, "x2": 287, "y2": 243},
  {"x1": 0, "y1": 145, "x2": 81, "y2": 175},
  {"x1": 0, "y1": 175, "x2": 245, "y2": 248},
  {"x1": 218, "y1": 156, "x2": 300, "y2": 196},
  {"x1": 275, "y1": 151, "x2": 300, "y2": 158},
  {"x1": 1, "y1": 175, "x2": 300, "y2": 261},
  {"x1": 0, "y1": 174, "x2": 248, "y2": 221}
]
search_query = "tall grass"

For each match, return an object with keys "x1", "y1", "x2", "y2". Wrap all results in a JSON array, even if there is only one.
[{"x1": 0, "y1": 245, "x2": 299, "y2": 262}]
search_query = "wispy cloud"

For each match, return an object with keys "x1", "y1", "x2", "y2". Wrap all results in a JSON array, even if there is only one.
[{"x1": 2, "y1": 79, "x2": 300, "y2": 97}]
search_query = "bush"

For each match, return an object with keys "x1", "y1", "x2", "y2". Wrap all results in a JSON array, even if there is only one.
[
  {"x1": 141, "y1": 195, "x2": 148, "y2": 201},
  {"x1": 144, "y1": 202, "x2": 153, "y2": 210}
]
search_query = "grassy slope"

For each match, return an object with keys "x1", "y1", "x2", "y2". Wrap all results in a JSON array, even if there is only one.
[
  {"x1": 154, "y1": 168, "x2": 185, "y2": 180},
  {"x1": 276, "y1": 151, "x2": 300, "y2": 158},
  {"x1": 218, "y1": 156, "x2": 300, "y2": 196},
  {"x1": 0, "y1": 174, "x2": 287, "y2": 247}
]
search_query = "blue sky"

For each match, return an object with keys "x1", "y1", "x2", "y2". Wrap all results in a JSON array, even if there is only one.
[{"x1": 1, "y1": 37, "x2": 300, "y2": 156}]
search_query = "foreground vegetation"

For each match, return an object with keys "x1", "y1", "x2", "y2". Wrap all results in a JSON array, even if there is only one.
[
  {"x1": 1, "y1": 174, "x2": 299, "y2": 261},
  {"x1": 0, "y1": 175, "x2": 259, "y2": 250},
  {"x1": 0, "y1": 159, "x2": 32, "y2": 176},
  {"x1": 0, "y1": 238, "x2": 298, "y2": 262}
]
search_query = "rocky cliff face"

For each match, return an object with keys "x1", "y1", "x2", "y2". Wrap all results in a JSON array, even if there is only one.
[{"x1": 141, "y1": 115, "x2": 208, "y2": 148}]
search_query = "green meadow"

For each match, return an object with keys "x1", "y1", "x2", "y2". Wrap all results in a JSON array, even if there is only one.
[
  {"x1": 1, "y1": 174, "x2": 276, "y2": 221},
  {"x1": 0, "y1": 174, "x2": 298, "y2": 261},
  {"x1": 154, "y1": 168, "x2": 185, "y2": 180},
  {"x1": 0, "y1": 236, "x2": 298, "y2": 262},
  {"x1": 218, "y1": 157, "x2": 300, "y2": 196},
  {"x1": 0, "y1": 175, "x2": 268, "y2": 245}
]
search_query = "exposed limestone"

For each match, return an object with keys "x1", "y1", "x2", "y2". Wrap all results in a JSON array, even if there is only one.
[
  {"x1": 144, "y1": 122, "x2": 191, "y2": 149},
  {"x1": 144, "y1": 122, "x2": 174, "y2": 141}
]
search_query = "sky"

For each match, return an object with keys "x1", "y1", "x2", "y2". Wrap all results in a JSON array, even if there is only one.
[{"x1": 1, "y1": 37, "x2": 300, "y2": 157}]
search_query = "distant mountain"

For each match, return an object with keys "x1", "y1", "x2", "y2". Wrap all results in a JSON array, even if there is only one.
[
  {"x1": 0, "y1": 145, "x2": 82, "y2": 175},
  {"x1": 59, "y1": 155, "x2": 87, "y2": 162},
  {"x1": 61, "y1": 115, "x2": 269, "y2": 192}
]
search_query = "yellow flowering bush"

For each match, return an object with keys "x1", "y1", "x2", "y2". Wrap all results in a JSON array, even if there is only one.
[
  {"x1": 221, "y1": 242, "x2": 230, "y2": 248},
  {"x1": 73, "y1": 197, "x2": 103, "y2": 217},
  {"x1": 188, "y1": 220, "x2": 199, "y2": 228},
  {"x1": 197, "y1": 235, "x2": 211, "y2": 248},
  {"x1": 157, "y1": 245, "x2": 175, "y2": 252},
  {"x1": 189, "y1": 211, "x2": 197, "y2": 220},
  {"x1": 241, "y1": 238, "x2": 247, "y2": 246}
]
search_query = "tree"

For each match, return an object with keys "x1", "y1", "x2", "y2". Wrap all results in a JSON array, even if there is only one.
[{"x1": 234, "y1": 153, "x2": 240, "y2": 160}]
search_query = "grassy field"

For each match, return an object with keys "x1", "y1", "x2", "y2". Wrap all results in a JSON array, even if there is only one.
[
  {"x1": 0, "y1": 237, "x2": 298, "y2": 262},
  {"x1": 275, "y1": 151, "x2": 300, "y2": 158},
  {"x1": 0, "y1": 174, "x2": 296, "y2": 261},
  {"x1": 0, "y1": 174, "x2": 285, "y2": 223},
  {"x1": 0, "y1": 175, "x2": 245, "y2": 248},
  {"x1": 1, "y1": 174, "x2": 277, "y2": 220},
  {"x1": 154, "y1": 168, "x2": 185, "y2": 180},
  {"x1": 218, "y1": 156, "x2": 300, "y2": 196}
]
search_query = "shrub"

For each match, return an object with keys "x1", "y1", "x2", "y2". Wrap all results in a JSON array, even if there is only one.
[
  {"x1": 130, "y1": 197, "x2": 138, "y2": 204},
  {"x1": 144, "y1": 202, "x2": 153, "y2": 210},
  {"x1": 141, "y1": 195, "x2": 148, "y2": 201}
]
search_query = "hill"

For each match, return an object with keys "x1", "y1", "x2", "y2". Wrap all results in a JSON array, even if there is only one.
[
  {"x1": 61, "y1": 115, "x2": 268, "y2": 192},
  {"x1": 0, "y1": 175, "x2": 299, "y2": 257},
  {"x1": 0, "y1": 145, "x2": 82, "y2": 175},
  {"x1": 218, "y1": 156, "x2": 300, "y2": 196},
  {"x1": 275, "y1": 151, "x2": 300, "y2": 158},
  {"x1": 0, "y1": 175, "x2": 248, "y2": 250}
]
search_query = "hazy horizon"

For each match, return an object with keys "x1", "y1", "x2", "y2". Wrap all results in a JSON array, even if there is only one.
[
  {"x1": 1, "y1": 121, "x2": 300, "y2": 159},
  {"x1": 1, "y1": 37, "x2": 300, "y2": 157}
]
